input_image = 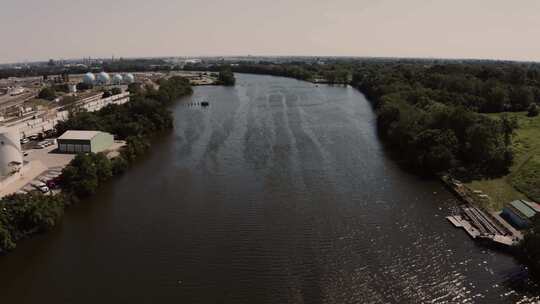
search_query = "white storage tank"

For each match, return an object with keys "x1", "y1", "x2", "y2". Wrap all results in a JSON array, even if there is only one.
[
  {"x1": 82, "y1": 72, "x2": 95, "y2": 85},
  {"x1": 0, "y1": 127, "x2": 23, "y2": 177},
  {"x1": 97, "y1": 72, "x2": 110, "y2": 85},
  {"x1": 112, "y1": 74, "x2": 123, "y2": 84},
  {"x1": 123, "y1": 73, "x2": 135, "y2": 84}
]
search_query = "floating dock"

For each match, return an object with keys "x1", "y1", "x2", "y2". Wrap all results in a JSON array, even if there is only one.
[
  {"x1": 442, "y1": 175, "x2": 523, "y2": 248},
  {"x1": 446, "y1": 215, "x2": 481, "y2": 239}
]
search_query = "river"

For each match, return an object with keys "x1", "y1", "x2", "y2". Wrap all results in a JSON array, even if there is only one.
[{"x1": 0, "y1": 74, "x2": 537, "y2": 303}]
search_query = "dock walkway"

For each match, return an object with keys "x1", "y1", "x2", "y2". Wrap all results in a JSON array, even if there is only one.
[{"x1": 442, "y1": 175, "x2": 523, "y2": 248}]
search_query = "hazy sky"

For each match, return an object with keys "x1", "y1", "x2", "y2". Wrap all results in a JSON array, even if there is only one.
[{"x1": 2, "y1": 0, "x2": 540, "y2": 63}]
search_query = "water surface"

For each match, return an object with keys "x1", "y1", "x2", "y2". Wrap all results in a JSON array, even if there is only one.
[{"x1": 0, "y1": 74, "x2": 536, "y2": 303}]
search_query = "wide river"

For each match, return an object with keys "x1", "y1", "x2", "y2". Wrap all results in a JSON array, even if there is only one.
[{"x1": 0, "y1": 74, "x2": 537, "y2": 303}]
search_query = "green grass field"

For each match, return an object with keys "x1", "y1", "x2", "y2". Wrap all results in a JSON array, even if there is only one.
[{"x1": 467, "y1": 112, "x2": 540, "y2": 210}]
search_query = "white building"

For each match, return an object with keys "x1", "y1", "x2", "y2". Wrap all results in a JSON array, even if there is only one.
[{"x1": 0, "y1": 127, "x2": 23, "y2": 177}]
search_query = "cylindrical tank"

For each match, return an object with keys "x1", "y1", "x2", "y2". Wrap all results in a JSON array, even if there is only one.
[
  {"x1": 112, "y1": 74, "x2": 123, "y2": 84},
  {"x1": 0, "y1": 127, "x2": 23, "y2": 177},
  {"x1": 97, "y1": 72, "x2": 110, "y2": 84},
  {"x1": 82, "y1": 72, "x2": 95, "y2": 85},
  {"x1": 123, "y1": 73, "x2": 135, "y2": 84}
]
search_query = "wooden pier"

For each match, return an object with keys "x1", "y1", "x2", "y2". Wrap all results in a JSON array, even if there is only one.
[
  {"x1": 442, "y1": 175, "x2": 523, "y2": 248},
  {"x1": 446, "y1": 215, "x2": 481, "y2": 239}
]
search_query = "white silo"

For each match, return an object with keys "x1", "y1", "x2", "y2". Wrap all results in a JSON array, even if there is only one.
[
  {"x1": 97, "y1": 72, "x2": 111, "y2": 85},
  {"x1": 112, "y1": 74, "x2": 123, "y2": 85},
  {"x1": 82, "y1": 72, "x2": 95, "y2": 85},
  {"x1": 123, "y1": 73, "x2": 135, "y2": 84},
  {"x1": 0, "y1": 127, "x2": 23, "y2": 177}
]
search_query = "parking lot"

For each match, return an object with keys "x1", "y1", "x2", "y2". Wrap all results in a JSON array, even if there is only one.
[
  {"x1": 18, "y1": 166, "x2": 63, "y2": 195},
  {"x1": 24, "y1": 140, "x2": 74, "y2": 168}
]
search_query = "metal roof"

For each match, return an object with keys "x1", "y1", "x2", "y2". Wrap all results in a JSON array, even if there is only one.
[
  {"x1": 509, "y1": 200, "x2": 537, "y2": 219},
  {"x1": 58, "y1": 130, "x2": 100, "y2": 141}
]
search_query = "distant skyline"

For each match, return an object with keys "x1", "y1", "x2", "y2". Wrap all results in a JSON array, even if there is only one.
[{"x1": 2, "y1": 0, "x2": 540, "y2": 64}]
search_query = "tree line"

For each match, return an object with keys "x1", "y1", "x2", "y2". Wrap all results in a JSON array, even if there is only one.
[
  {"x1": 220, "y1": 60, "x2": 540, "y2": 177},
  {"x1": 351, "y1": 64, "x2": 521, "y2": 177}
]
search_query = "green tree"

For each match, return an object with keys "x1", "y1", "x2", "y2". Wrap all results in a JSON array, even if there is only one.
[
  {"x1": 127, "y1": 83, "x2": 142, "y2": 95},
  {"x1": 218, "y1": 67, "x2": 236, "y2": 86},
  {"x1": 38, "y1": 87, "x2": 57, "y2": 101},
  {"x1": 60, "y1": 153, "x2": 100, "y2": 197},
  {"x1": 484, "y1": 85, "x2": 507, "y2": 112},
  {"x1": 111, "y1": 87, "x2": 122, "y2": 95},
  {"x1": 510, "y1": 86, "x2": 534, "y2": 111},
  {"x1": 521, "y1": 216, "x2": 540, "y2": 277},
  {"x1": 528, "y1": 103, "x2": 539, "y2": 117},
  {"x1": 500, "y1": 114, "x2": 518, "y2": 146}
]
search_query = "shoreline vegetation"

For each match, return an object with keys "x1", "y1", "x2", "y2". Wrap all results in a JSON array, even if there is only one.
[
  {"x1": 221, "y1": 61, "x2": 540, "y2": 276},
  {"x1": 0, "y1": 76, "x2": 193, "y2": 254},
  {"x1": 217, "y1": 66, "x2": 236, "y2": 86}
]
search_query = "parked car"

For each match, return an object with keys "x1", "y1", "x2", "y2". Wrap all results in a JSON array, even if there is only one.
[
  {"x1": 23, "y1": 151, "x2": 29, "y2": 157},
  {"x1": 36, "y1": 140, "x2": 53, "y2": 149},
  {"x1": 38, "y1": 185, "x2": 50, "y2": 193},
  {"x1": 20, "y1": 138, "x2": 30, "y2": 144},
  {"x1": 46, "y1": 180, "x2": 58, "y2": 189},
  {"x1": 31, "y1": 181, "x2": 47, "y2": 188},
  {"x1": 28, "y1": 135, "x2": 38, "y2": 140}
]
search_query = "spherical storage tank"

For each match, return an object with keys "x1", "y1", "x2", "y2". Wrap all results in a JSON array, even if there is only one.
[
  {"x1": 82, "y1": 72, "x2": 95, "y2": 85},
  {"x1": 112, "y1": 74, "x2": 123, "y2": 85},
  {"x1": 0, "y1": 127, "x2": 23, "y2": 177},
  {"x1": 123, "y1": 73, "x2": 135, "y2": 84},
  {"x1": 97, "y1": 72, "x2": 110, "y2": 84}
]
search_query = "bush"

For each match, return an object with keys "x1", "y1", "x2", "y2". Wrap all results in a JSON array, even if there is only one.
[
  {"x1": 0, "y1": 193, "x2": 65, "y2": 252},
  {"x1": 111, "y1": 156, "x2": 129, "y2": 175},
  {"x1": 111, "y1": 87, "x2": 122, "y2": 95},
  {"x1": 218, "y1": 67, "x2": 236, "y2": 86},
  {"x1": 76, "y1": 82, "x2": 92, "y2": 91},
  {"x1": 528, "y1": 104, "x2": 539, "y2": 117},
  {"x1": 521, "y1": 216, "x2": 540, "y2": 277},
  {"x1": 59, "y1": 153, "x2": 113, "y2": 198}
]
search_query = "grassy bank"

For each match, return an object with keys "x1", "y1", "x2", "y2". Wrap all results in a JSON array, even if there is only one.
[{"x1": 467, "y1": 112, "x2": 540, "y2": 210}]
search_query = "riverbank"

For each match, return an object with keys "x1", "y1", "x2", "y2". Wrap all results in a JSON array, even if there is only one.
[
  {"x1": 0, "y1": 76, "x2": 193, "y2": 254},
  {"x1": 442, "y1": 175, "x2": 523, "y2": 248},
  {"x1": 467, "y1": 112, "x2": 540, "y2": 210}
]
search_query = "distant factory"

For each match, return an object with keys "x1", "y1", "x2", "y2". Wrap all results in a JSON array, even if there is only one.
[{"x1": 82, "y1": 72, "x2": 135, "y2": 86}]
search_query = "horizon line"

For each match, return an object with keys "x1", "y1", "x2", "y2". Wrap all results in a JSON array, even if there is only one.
[{"x1": 2, "y1": 54, "x2": 540, "y2": 66}]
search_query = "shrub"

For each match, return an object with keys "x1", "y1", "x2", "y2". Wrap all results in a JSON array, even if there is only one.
[{"x1": 528, "y1": 103, "x2": 539, "y2": 117}]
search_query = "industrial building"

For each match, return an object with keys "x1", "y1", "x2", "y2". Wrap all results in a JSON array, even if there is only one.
[
  {"x1": 501, "y1": 200, "x2": 540, "y2": 229},
  {"x1": 76, "y1": 91, "x2": 130, "y2": 112},
  {"x1": 57, "y1": 130, "x2": 114, "y2": 153}
]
